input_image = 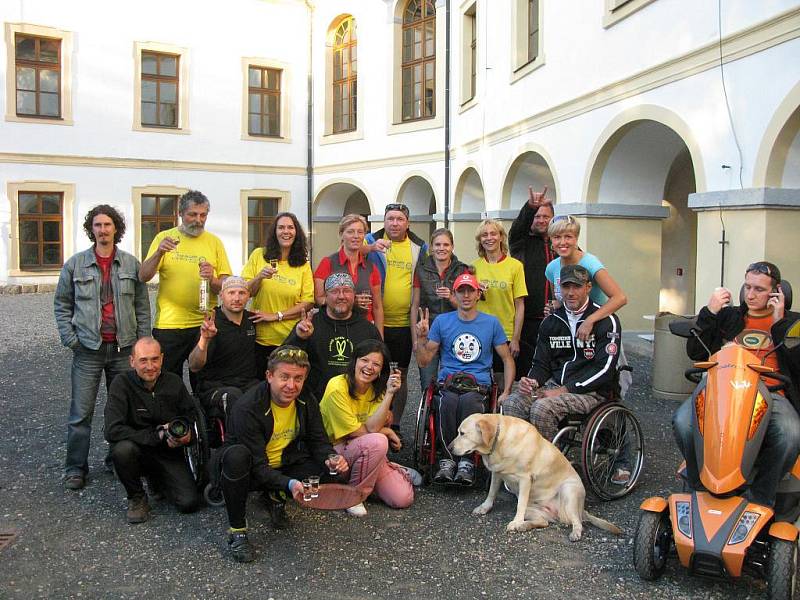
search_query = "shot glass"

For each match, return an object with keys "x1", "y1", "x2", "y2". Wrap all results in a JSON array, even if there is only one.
[
  {"x1": 389, "y1": 361, "x2": 399, "y2": 373},
  {"x1": 327, "y1": 453, "x2": 339, "y2": 476},
  {"x1": 302, "y1": 478, "x2": 312, "y2": 502},
  {"x1": 309, "y1": 475, "x2": 320, "y2": 499},
  {"x1": 269, "y1": 259, "x2": 279, "y2": 273}
]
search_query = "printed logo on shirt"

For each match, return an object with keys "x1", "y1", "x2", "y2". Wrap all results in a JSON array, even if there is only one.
[
  {"x1": 583, "y1": 347, "x2": 595, "y2": 359},
  {"x1": 452, "y1": 333, "x2": 482, "y2": 363},
  {"x1": 606, "y1": 342, "x2": 618, "y2": 356},
  {"x1": 549, "y1": 335, "x2": 572, "y2": 349},
  {"x1": 387, "y1": 258, "x2": 413, "y2": 270},
  {"x1": 480, "y1": 279, "x2": 508, "y2": 291},
  {"x1": 328, "y1": 336, "x2": 354, "y2": 362},
  {"x1": 739, "y1": 329, "x2": 772, "y2": 351}
]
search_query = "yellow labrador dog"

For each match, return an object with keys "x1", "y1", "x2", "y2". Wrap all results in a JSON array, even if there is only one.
[{"x1": 451, "y1": 413, "x2": 622, "y2": 541}]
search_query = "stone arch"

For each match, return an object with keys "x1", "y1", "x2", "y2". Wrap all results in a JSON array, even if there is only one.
[
  {"x1": 311, "y1": 179, "x2": 371, "y2": 265},
  {"x1": 453, "y1": 165, "x2": 485, "y2": 213},
  {"x1": 753, "y1": 80, "x2": 800, "y2": 188},
  {"x1": 395, "y1": 172, "x2": 438, "y2": 241},
  {"x1": 500, "y1": 144, "x2": 559, "y2": 209}
]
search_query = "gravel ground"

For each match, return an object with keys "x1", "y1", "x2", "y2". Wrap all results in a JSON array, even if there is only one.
[{"x1": 0, "y1": 292, "x2": 764, "y2": 599}]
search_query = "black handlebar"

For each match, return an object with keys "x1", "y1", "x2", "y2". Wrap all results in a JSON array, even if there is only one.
[
  {"x1": 767, "y1": 372, "x2": 793, "y2": 393},
  {"x1": 684, "y1": 368, "x2": 705, "y2": 384}
]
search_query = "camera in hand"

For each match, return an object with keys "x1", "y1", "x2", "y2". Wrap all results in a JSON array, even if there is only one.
[{"x1": 165, "y1": 417, "x2": 191, "y2": 443}]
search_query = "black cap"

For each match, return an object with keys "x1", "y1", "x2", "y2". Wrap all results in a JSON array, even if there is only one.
[{"x1": 560, "y1": 264, "x2": 590, "y2": 286}]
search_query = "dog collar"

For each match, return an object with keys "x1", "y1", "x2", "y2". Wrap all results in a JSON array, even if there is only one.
[{"x1": 488, "y1": 422, "x2": 501, "y2": 454}]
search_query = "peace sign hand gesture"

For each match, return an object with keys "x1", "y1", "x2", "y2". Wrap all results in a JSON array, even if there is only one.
[
  {"x1": 296, "y1": 308, "x2": 317, "y2": 340},
  {"x1": 415, "y1": 307, "x2": 430, "y2": 339},
  {"x1": 199, "y1": 310, "x2": 217, "y2": 340}
]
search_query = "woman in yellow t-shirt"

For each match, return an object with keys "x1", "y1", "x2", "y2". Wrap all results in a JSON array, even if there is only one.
[
  {"x1": 472, "y1": 219, "x2": 528, "y2": 361},
  {"x1": 242, "y1": 212, "x2": 315, "y2": 379},
  {"x1": 319, "y1": 340, "x2": 414, "y2": 516}
]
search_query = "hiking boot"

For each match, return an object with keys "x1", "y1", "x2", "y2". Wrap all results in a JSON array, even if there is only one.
[
  {"x1": 267, "y1": 498, "x2": 290, "y2": 530},
  {"x1": 64, "y1": 474, "x2": 85, "y2": 491},
  {"x1": 434, "y1": 459, "x2": 456, "y2": 483},
  {"x1": 454, "y1": 460, "x2": 475, "y2": 486},
  {"x1": 126, "y1": 495, "x2": 151, "y2": 524},
  {"x1": 228, "y1": 530, "x2": 255, "y2": 563},
  {"x1": 345, "y1": 502, "x2": 367, "y2": 517}
]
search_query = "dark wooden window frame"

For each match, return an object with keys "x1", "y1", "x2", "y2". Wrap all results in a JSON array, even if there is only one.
[
  {"x1": 332, "y1": 18, "x2": 357, "y2": 134},
  {"x1": 469, "y1": 9, "x2": 477, "y2": 102},
  {"x1": 401, "y1": 0, "x2": 436, "y2": 122},
  {"x1": 141, "y1": 51, "x2": 180, "y2": 128},
  {"x1": 248, "y1": 66, "x2": 282, "y2": 137},
  {"x1": 18, "y1": 191, "x2": 63, "y2": 270},
  {"x1": 247, "y1": 197, "x2": 280, "y2": 257},
  {"x1": 14, "y1": 33, "x2": 62, "y2": 119},
  {"x1": 527, "y1": 0, "x2": 539, "y2": 64},
  {"x1": 140, "y1": 194, "x2": 178, "y2": 259}
]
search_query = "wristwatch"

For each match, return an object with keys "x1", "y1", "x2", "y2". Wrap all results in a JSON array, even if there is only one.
[{"x1": 277, "y1": 311, "x2": 284, "y2": 321}]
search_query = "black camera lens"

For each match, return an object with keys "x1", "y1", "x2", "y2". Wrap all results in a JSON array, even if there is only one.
[{"x1": 166, "y1": 418, "x2": 190, "y2": 439}]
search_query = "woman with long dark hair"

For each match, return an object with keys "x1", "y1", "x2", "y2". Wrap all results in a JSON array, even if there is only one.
[
  {"x1": 319, "y1": 339, "x2": 414, "y2": 516},
  {"x1": 242, "y1": 212, "x2": 314, "y2": 379}
]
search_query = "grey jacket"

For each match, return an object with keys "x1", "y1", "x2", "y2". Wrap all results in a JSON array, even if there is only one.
[{"x1": 54, "y1": 247, "x2": 151, "y2": 350}]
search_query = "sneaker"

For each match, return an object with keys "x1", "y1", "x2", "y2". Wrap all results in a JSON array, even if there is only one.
[
  {"x1": 126, "y1": 495, "x2": 151, "y2": 524},
  {"x1": 267, "y1": 498, "x2": 290, "y2": 530},
  {"x1": 433, "y1": 459, "x2": 456, "y2": 483},
  {"x1": 401, "y1": 466, "x2": 423, "y2": 487},
  {"x1": 454, "y1": 460, "x2": 475, "y2": 486},
  {"x1": 345, "y1": 502, "x2": 368, "y2": 517},
  {"x1": 611, "y1": 468, "x2": 631, "y2": 485},
  {"x1": 228, "y1": 530, "x2": 255, "y2": 563},
  {"x1": 64, "y1": 474, "x2": 85, "y2": 491}
]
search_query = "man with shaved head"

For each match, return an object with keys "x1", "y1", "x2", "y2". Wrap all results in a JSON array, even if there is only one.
[{"x1": 105, "y1": 337, "x2": 199, "y2": 524}]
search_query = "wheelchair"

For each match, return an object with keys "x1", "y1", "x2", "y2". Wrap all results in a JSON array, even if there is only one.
[
  {"x1": 412, "y1": 373, "x2": 498, "y2": 486},
  {"x1": 550, "y1": 366, "x2": 644, "y2": 500},
  {"x1": 183, "y1": 390, "x2": 230, "y2": 507}
]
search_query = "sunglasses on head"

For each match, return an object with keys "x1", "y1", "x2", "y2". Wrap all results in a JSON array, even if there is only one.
[
  {"x1": 271, "y1": 346, "x2": 309, "y2": 362},
  {"x1": 385, "y1": 203, "x2": 410, "y2": 216},
  {"x1": 747, "y1": 262, "x2": 779, "y2": 282},
  {"x1": 550, "y1": 215, "x2": 576, "y2": 224}
]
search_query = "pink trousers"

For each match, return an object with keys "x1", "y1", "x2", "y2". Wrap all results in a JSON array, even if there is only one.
[{"x1": 335, "y1": 433, "x2": 413, "y2": 509}]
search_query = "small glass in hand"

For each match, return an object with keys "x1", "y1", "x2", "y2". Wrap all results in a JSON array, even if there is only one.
[
  {"x1": 328, "y1": 453, "x2": 339, "y2": 476},
  {"x1": 302, "y1": 478, "x2": 312, "y2": 502},
  {"x1": 308, "y1": 475, "x2": 320, "y2": 498}
]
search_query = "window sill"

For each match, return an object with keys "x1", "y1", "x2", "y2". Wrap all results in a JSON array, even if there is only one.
[
  {"x1": 387, "y1": 114, "x2": 443, "y2": 135},
  {"x1": 132, "y1": 124, "x2": 191, "y2": 135},
  {"x1": 9, "y1": 268, "x2": 62, "y2": 277},
  {"x1": 458, "y1": 96, "x2": 478, "y2": 114},
  {"x1": 320, "y1": 128, "x2": 364, "y2": 145},
  {"x1": 603, "y1": 0, "x2": 658, "y2": 28},
  {"x1": 510, "y1": 53, "x2": 546, "y2": 84},
  {"x1": 241, "y1": 133, "x2": 292, "y2": 144},
  {"x1": 5, "y1": 114, "x2": 73, "y2": 126}
]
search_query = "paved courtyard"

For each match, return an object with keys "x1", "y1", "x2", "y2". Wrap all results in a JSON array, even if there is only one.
[{"x1": 0, "y1": 292, "x2": 757, "y2": 599}]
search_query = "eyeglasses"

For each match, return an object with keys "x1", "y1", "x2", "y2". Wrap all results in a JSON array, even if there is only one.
[
  {"x1": 747, "y1": 262, "x2": 779, "y2": 282},
  {"x1": 384, "y1": 203, "x2": 410, "y2": 217},
  {"x1": 550, "y1": 215, "x2": 576, "y2": 224}
]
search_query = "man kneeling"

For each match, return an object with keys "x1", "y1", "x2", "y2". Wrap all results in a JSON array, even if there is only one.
[
  {"x1": 105, "y1": 337, "x2": 200, "y2": 524},
  {"x1": 220, "y1": 345, "x2": 349, "y2": 562}
]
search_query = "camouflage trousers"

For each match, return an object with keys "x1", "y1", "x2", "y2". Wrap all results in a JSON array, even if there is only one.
[{"x1": 501, "y1": 380, "x2": 606, "y2": 441}]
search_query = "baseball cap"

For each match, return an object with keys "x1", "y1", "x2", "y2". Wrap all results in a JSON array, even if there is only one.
[
  {"x1": 452, "y1": 273, "x2": 481, "y2": 291},
  {"x1": 221, "y1": 276, "x2": 248, "y2": 292},
  {"x1": 560, "y1": 264, "x2": 590, "y2": 286},
  {"x1": 324, "y1": 272, "x2": 355, "y2": 291}
]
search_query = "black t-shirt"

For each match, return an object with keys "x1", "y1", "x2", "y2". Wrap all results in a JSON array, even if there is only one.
[{"x1": 197, "y1": 307, "x2": 258, "y2": 393}]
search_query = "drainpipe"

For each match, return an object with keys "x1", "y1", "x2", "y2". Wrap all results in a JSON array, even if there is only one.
[
  {"x1": 305, "y1": 1, "x2": 315, "y2": 260},
  {"x1": 444, "y1": 0, "x2": 451, "y2": 228}
]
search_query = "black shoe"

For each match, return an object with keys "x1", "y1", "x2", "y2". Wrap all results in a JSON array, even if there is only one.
[
  {"x1": 144, "y1": 476, "x2": 165, "y2": 501},
  {"x1": 228, "y1": 531, "x2": 255, "y2": 563},
  {"x1": 267, "y1": 495, "x2": 290, "y2": 530},
  {"x1": 454, "y1": 460, "x2": 475, "y2": 486},
  {"x1": 64, "y1": 474, "x2": 85, "y2": 491},
  {"x1": 434, "y1": 459, "x2": 456, "y2": 483}
]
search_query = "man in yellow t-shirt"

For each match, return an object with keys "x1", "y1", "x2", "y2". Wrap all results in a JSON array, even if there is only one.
[
  {"x1": 220, "y1": 346, "x2": 350, "y2": 562},
  {"x1": 363, "y1": 203, "x2": 428, "y2": 428},
  {"x1": 139, "y1": 191, "x2": 231, "y2": 387}
]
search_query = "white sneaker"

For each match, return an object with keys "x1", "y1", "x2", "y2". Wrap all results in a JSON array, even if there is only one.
[{"x1": 345, "y1": 502, "x2": 367, "y2": 517}]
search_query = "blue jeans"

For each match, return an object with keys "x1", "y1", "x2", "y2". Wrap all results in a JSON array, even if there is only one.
[
  {"x1": 65, "y1": 342, "x2": 131, "y2": 477},
  {"x1": 418, "y1": 355, "x2": 440, "y2": 394},
  {"x1": 672, "y1": 394, "x2": 800, "y2": 506}
]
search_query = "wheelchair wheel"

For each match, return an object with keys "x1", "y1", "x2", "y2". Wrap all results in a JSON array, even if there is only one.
[
  {"x1": 184, "y1": 395, "x2": 210, "y2": 488},
  {"x1": 203, "y1": 482, "x2": 225, "y2": 508},
  {"x1": 581, "y1": 403, "x2": 644, "y2": 500},
  {"x1": 412, "y1": 387, "x2": 435, "y2": 484}
]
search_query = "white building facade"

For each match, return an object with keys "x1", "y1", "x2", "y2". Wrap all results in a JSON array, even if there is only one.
[{"x1": 2, "y1": 0, "x2": 799, "y2": 330}]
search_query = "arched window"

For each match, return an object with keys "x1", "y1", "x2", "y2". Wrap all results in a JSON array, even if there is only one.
[
  {"x1": 402, "y1": 0, "x2": 435, "y2": 121},
  {"x1": 332, "y1": 17, "x2": 357, "y2": 134}
]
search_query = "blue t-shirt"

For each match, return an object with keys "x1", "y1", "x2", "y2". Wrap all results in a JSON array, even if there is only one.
[
  {"x1": 545, "y1": 252, "x2": 608, "y2": 305},
  {"x1": 428, "y1": 311, "x2": 508, "y2": 386}
]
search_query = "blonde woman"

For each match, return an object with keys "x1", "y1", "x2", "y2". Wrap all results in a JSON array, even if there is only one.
[
  {"x1": 314, "y1": 214, "x2": 384, "y2": 336},
  {"x1": 471, "y1": 219, "x2": 527, "y2": 359}
]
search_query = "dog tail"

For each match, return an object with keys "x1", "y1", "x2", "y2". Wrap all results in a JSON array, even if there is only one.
[{"x1": 583, "y1": 511, "x2": 623, "y2": 535}]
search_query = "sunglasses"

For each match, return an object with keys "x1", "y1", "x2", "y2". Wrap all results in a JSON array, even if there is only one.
[
  {"x1": 747, "y1": 262, "x2": 779, "y2": 282},
  {"x1": 271, "y1": 346, "x2": 309, "y2": 363},
  {"x1": 550, "y1": 215, "x2": 576, "y2": 224},
  {"x1": 385, "y1": 203, "x2": 410, "y2": 217}
]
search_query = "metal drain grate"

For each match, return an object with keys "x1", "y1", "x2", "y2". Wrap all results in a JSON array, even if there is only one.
[{"x1": 0, "y1": 531, "x2": 16, "y2": 552}]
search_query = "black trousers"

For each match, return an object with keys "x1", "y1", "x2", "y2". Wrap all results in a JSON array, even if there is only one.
[
  {"x1": 110, "y1": 440, "x2": 199, "y2": 513},
  {"x1": 152, "y1": 327, "x2": 201, "y2": 390},
  {"x1": 220, "y1": 444, "x2": 339, "y2": 529},
  {"x1": 515, "y1": 319, "x2": 542, "y2": 380},
  {"x1": 435, "y1": 389, "x2": 486, "y2": 461},
  {"x1": 254, "y1": 344, "x2": 278, "y2": 381}
]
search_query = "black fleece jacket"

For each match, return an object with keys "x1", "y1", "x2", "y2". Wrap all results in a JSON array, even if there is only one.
[
  {"x1": 226, "y1": 381, "x2": 334, "y2": 492},
  {"x1": 283, "y1": 308, "x2": 382, "y2": 399},
  {"x1": 688, "y1": 305, "x2": 800, "y2": 409},
  {"x1": 509, "y1": 201, "x2": 554, "y2": 323},
  {"x1": 528, "y1": 302, "x2": 622, "y2": 397},
  {"x1": 104, "y1": 370, "x2": 195, "y2": 446}
]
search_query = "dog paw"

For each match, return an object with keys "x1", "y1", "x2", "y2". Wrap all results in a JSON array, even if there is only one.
[
  {"x1": 569, "y1": 529, "x2": 583, "y2": 542},
  {"x1": 472, "y1": 503, "x2": 493, "y2": 516},
  {"x1": 506, "y1": 520, "x2": 536, "y2": 533}
]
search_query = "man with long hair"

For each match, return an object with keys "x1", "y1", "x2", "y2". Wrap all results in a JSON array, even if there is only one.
[{"x1": 55, "y1": 204, "x2": 151, "y2": 491}]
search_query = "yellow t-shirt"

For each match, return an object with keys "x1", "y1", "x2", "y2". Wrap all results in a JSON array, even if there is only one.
[
  {"x1": 241, "y1": 249, "x2": 314, "y2": 346},
  {"x1": 265, "y1": 400, "x2": 299, "y2": 468},
  {"x1": 319, "y1": 374, "x2": 380, "y2": 445},
  {"x1": 382, "y1": 236, "x2": 413, "y2": 327},
  {"x1": 146, "y1": 227, "x2": 232, "y2": 329},
  {"x1": 472, "y1": 255, "x2": 528, "y2": 338}
]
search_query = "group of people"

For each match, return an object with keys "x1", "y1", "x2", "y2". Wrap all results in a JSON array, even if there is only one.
[{"x1": 53, "y1": 186, "x2": 800, "y2": 564}]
